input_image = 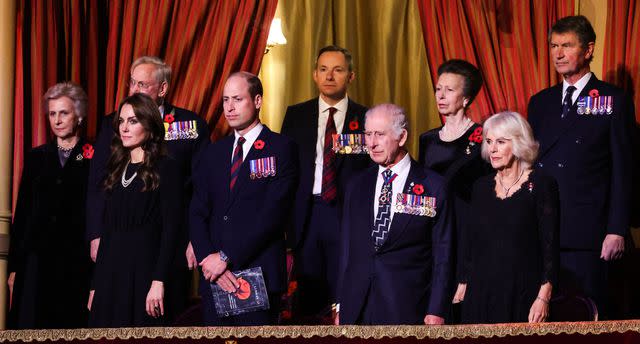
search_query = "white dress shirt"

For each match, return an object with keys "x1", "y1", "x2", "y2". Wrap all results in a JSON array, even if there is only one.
[
  {"x1": 562, "y1": 72, "x2": 592, "y2": 105},
  {"x1": 312, "y1": 96, "x2": 349, "y2": 195},
  {"x1": 231, "y1": 122, "x2": 264, "y2": 162},
  {"x1": 373, "y1": 152, "x2": 411, "y2": 225}
]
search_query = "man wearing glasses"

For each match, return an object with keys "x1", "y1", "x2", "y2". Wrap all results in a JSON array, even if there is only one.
[{"x1": 86, "y1": 56, "x2": 209, "y2": 322}]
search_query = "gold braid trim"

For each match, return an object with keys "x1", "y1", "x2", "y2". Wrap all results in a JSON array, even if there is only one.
[{"x1": 1, "y1": 321, "x2": 640, "y2": 342}]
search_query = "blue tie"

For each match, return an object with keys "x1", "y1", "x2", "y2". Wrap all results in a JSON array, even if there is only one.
[
  {"x1": 372, "y1": 169, "x2": 397, "y2": 249},
  {"x1": 562, "y1": 86, "x2": 576, "y2": 119}
]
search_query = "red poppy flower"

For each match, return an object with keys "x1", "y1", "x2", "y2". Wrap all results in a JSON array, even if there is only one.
[
  {"x1": 287, "y1": 280, "x2": 298, "y2": 295},
  {"x1": 234, "y1": 278, "x2": 252, "y2": 300},
  {"x1": 164, "y1": 114, "x2": 175, "y2": 124},
  {"x1": 468, "y1": 127, "x2": 483, "y2": 143},
  {"x1": 413, "y1": 184, "x2": 424, "y2": 195},
  {"x1": 82, "y1": 144, "x2": 94, "y2": 159},
  {"x1": 254, "y1": 139, "x2": 265, "y2": 150},
  {"x1": 589, "y1": 89, "x2": 599, "y2": 98},
  {"x1": 349, "y1": 119, "x2": 359, "y2": 131}
]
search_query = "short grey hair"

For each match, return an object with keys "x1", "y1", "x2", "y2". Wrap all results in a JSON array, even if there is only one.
[
  {"x1": 365, "y1": 103, "x2": 409, "y2": 140},
  {"x1": 481, "y1": 111, "x2": 539, "y2": 169},
  {"x1": 42, "y1": 82, "x2": 88, "y2": 120},
  {"x1": 130, "y1": 56, "x2": 172, "y2": 87}
]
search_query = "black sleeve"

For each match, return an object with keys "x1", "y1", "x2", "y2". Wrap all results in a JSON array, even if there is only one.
[
  {"x1": 8, "y1": 151, "x2": 37, "y2": 273},
  {"x1": 153, "y1": 159, "x2": 184, "y2": 281},
  {"x1": 536, "y1": 174, "x2": 560, "y2": 286},
  {"x1": 85, "y1": 117, "x2": 114, "y2": 241}
]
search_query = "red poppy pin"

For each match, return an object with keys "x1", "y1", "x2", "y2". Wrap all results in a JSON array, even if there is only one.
[
  {"x1": 348, "y1": 119, "x2": 359, "y2": 131},
  {"x1": 82, "y1": 143, "x2": 94, "y2": 159},
  {"x1": 589, "y1": 89, "x2": 599, "y2": 98},
  {"x1": 468, "y1": 127, "x2": 483, "y2": 143},
  {"x1": 412, "y1": 184, "x2": 424, "y2": 195},
  {"x1": 254, "y1": 139, "x2": 265, "y2": 150},
  {"x1": 164, "y1": 114, "x2": 175, "y2": 124}
]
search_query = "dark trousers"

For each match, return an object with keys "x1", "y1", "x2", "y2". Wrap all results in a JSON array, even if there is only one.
[
  {"x1": 295, "y1": 197, "x2": 340, "y2": 318},
  {"x1": 559, "y1": 250, "x2": 608, "y2": 318}
]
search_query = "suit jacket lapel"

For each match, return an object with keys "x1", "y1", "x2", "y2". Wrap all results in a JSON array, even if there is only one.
[
  {"x1": 379, "y1": 161, "x2": 424, "y2": 251},
  {"x1": 358, "y1": 168, "x2": 378, "y2": 245},
  {"x1": 538, "y1": 76, "x2": 600, "y2": 158},
  {"x1": 226, "y1": 126, "x2": 271, "y2": 208}
]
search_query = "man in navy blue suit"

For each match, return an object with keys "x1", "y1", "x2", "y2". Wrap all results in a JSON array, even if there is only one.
[
  {"x1": 86, "y1": 56, "x2": 209, "y2": 321},
  {"x1": 336, "y1": 104, "x2": 453, "y2": 325},
  {"x1": 280, "y1": 46, "x2": 369, "y2": 320},
  {"x1": 527, "y1": 15, "x2": 635, "y2": 317},
  {"x1": 190, "y1": 72, "x2": 299, "y2": 325}
]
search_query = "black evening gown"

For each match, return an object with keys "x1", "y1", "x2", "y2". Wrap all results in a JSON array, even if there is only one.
[
  {"x1": 418, "y1": 124, "x2": 490, "y2": 283},
  {"x1": 8, "y1": 141, "x2": 92, "y2": 329},
  {"x1": 89, "y1": 158, "x2": 183, "y2": 327},
  {"x1": 461, "y1": 170, "x2": 558, "y2": 323}
]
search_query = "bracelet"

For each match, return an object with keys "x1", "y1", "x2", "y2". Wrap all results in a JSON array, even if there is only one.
[{"x1": 536, "y1": 296, "x2": 550, "y2": 304}]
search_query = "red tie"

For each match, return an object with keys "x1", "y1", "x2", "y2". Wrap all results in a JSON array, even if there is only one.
[
  {"x1": 321, "y1": 107, "x2": 338, "y2": 202},
  {"x1": 230, "y1": 136, "x2": 246, "y2": 190}
]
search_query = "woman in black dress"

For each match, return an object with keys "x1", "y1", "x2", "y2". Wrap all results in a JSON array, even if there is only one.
[
  {"x1": 8, "y1": 82, "x2": 92, "y2": 329},
  {"x1": 458, "y1": 111, "x2": 558, "y2": 323},
  {"x1": 88, "y1": 93, "x2": 182, "y2": 327},
  {"x1": 418, "y1": 60, "x2": 489, "y2": 310}
]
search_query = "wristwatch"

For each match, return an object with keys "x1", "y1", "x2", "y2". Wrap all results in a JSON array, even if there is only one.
[{"x1": 219, "y1": 250, "x2": 229, "y2": 263}]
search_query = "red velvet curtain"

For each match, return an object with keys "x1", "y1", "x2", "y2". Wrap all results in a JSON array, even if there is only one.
[
  {"x1": 603, "y1": 0, "x2": 640, "y2": 123},
  {"x1": 12, "y1": 0, "x2": 277, "y2": 211},
  {"x1": 416, "y1": 0, "x2": 574, "y2": 123}
]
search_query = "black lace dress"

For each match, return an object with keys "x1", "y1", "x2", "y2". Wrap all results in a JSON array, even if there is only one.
[{"x1": 461, "y1": 170, "x2": 559, "y2": 323}]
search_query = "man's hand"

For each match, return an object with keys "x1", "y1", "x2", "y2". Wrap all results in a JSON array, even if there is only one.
[
  {"x1": 90, "y1": 238, "x2": 101, "y2": 262},
  {"x1": 215, "y1": 270, "x2": 239, "y2": 293},
  {"x1": 452, "y1": 283, "x2": 466, "y2": 303},
  {"x1": 424, "y1": 314, "x2": 445, "y2": 325},
  {"x1": 199, "y1": 252, "x2": 227, "y2": 282},
  {"x1": 186, "y1": 242, "x2": 197, "y2": 270},
  {"x1": 601, "y1": 234, "x2": 624, "y2": 261}
]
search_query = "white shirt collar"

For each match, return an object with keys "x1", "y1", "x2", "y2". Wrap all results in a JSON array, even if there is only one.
[
  {"x1": 563, "y1": 72, "x2": 592, "y2": 104},
  {"x1": 234, "y1": 122, "x2": 264, "y2": 143},
  {"x1": 377, "y1": 151, "x2": 411, "y2": 177},
  {"x1": 319, "y1": 96, "x2": 349, "y2": 115}
]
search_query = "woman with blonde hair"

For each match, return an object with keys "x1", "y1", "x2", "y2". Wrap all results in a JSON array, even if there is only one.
[{"x1": 456, "y1": 111, "x2": 559, "y2": 323}]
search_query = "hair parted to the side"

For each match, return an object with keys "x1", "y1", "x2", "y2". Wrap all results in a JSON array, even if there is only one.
[
  {"x1": 365, "y1": 103, "x2": 409, "y2": 140},
  {"x1": 130, "y1": 56, "x2": 172, "y2": 87},
  {"x1": 103, "y1": 93, "x2": 167, "y2": 192},
  {"x1": 42, "y1": 82, "x2": 88, "y2": 120},
  {"x1": 437, "y1": 59, "x2": 483, "y2": 107},
  {"x1": 481, "y1": 111, "x2": 539, "y2": 169},
  {"x1": 316, "y1": 45, "x2": 353, "y2": 72}
]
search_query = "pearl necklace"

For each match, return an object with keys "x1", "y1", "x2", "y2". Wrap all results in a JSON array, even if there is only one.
[
  {"x1": 121, "y1": 161, "x2": 138, "y2": 188},
  {"x1": 440, "y1": 117, "x2": 473, "y2": 141},
  {"x1": 498, "y1": 168, "x2": 525, "y2": 197}
]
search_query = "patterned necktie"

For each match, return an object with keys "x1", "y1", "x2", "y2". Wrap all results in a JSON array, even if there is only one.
[
  {"x1": 321, "y1": 107, "x2": 338, "y2": 202},
  {"x1": 562, "y1": 85, "x2": 577, "y2": 118},
  {"x1": 371, "y1": 169, "x2": 397, "y2": 249},
  {"x1": 229, "y1": 136, "x2": 246, "y2": 190}
]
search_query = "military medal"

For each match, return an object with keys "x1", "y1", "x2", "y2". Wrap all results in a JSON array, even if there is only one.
[
  {"x1": 577, "y1": 97, "x2": 586, "y2": 115},
  {"x1": 394, "y1": 192, "x2": 437, "y2": 217},
  {"x1": 333, "y1": 133, "x2": 367, "y2": 154},
  {"x1": 606, "y1": 96, "x2": 613, "y2": 114},
  {"x1": 249, "y1": 156, "x2": 276, "y2": 179}
]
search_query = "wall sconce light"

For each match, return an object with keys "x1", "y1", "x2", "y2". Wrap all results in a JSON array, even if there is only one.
[{"x1": 265, "y1": 18, "x2": 287, "y2": 54}]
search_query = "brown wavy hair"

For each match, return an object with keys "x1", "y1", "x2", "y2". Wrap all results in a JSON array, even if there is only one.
[{"x1": 103, "y1": 93, "x2": 167, "y2": 192}]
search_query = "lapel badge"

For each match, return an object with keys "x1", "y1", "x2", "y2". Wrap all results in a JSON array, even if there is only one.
[
  {"x1": 76, "y1": 153, "x2": 83, "y2": 161},
  {"x1": 249, "y1": 156, "x2": 276, "y2": 179}
]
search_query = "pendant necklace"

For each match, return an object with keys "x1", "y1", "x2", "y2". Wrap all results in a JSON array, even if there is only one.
[
  {"x1": 499, "y1": 168, "x2": 524, "y2": 197},
  {"x1": 121, "y1": 160, "x2": 138, "y2": 188}
]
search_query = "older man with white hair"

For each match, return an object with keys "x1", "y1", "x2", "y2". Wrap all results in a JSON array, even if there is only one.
[{"x1": 336, "y1": 103, "x2": 453, "y2": 325}]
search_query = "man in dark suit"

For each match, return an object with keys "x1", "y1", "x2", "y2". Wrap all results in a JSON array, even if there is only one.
[
  {"x1": 336, "y1": 103, "x2": 452, "y2": 325},
  {"x1": 280, "y1": 45, "x2": 369, "y2": 319},
  {"x1": 190, "y1": 72, "x2": 299, "y2": 325},
  {"x1": 527, "y1": 15, "x2": 635, "y2": 317},
  {"x1": 86, "y1": 56, "x2": 209, "y2": 321}
]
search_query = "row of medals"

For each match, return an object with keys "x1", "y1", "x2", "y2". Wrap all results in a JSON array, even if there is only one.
[
  {"x1": 395, "y1": 193, "x2": 436, "y2": 217},
  {"x1": 577, "y1": 96, "x2": 613, "y2": 115},
  {"x1": 333, "y1": 133, "x2": 369, "y2": 154}
]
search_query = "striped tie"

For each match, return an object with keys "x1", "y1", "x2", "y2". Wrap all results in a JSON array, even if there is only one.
[
  {"x1": 321, "y1": 107, "x2": 338, "y2": 202},
  {"x1": 229, "y1": 136, "x2": 246, "y2": 190},
  {"x1": 562, "y1": 86, "x2": 576, "y2": 119},
  {"x1": 371, "y1": 169, "x2": 397, "y2": 249}
]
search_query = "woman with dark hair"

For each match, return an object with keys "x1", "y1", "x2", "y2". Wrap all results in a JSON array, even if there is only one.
[
  {"x1": 88, "y1": 93, "x2": 183, "y2": 327},
  {"x1": 8, "y1": 82, "x2": 93, "y2": 329},
  {"x1": 417, "y1": 59, "x2": 490, "y2": 317}
]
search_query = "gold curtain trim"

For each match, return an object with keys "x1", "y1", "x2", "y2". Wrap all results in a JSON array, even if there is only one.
[{"x1": 2, "y1": 320, "x2": 640, "y2": 342}]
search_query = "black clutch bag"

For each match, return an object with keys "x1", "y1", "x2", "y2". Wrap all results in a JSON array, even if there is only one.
[{"x1": 210, "y1": 267, "x2": 270, "y2": 317}]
